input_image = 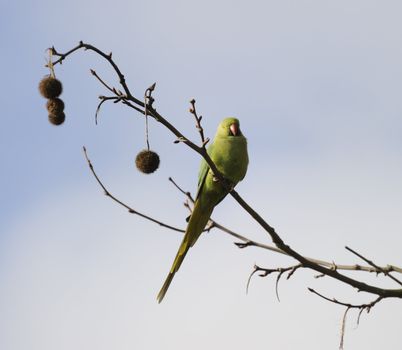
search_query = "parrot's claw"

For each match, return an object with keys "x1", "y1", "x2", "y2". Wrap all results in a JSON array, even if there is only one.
[{"x1": 212, "y1": 176, "x2": 235, "y2": 192}]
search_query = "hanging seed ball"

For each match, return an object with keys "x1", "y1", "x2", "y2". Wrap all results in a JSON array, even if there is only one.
[
  {"x1": 46, "y1": 98, "x2": 65, "y2": 115},
  {"x1": 48, "y1": 112, "x2": 65, "y2": 126},
  {"x1": 135, "y1": 150, "x2": 160, "y2": 174},
  {"x1": 39, "y1": 76, "x2": 63, "y2": 99}
]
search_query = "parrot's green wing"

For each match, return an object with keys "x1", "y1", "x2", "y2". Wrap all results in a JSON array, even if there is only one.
[
  {"x1": 195, "y1": 142, "x2": 214, "y2": 200},
  {"x1": 183, "y1": 143, "x2": 213, "y2": 223}
]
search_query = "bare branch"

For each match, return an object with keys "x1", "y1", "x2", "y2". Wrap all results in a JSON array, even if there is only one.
[
  {"x1": 345, "y1": 246, "x2": 402, "y2": 287},
  {"x1": 168, "y1": 177, "x2": 195, "y2": 203},
  {"x1": 308, "y1": 288, "x2": 384, "y2": 349},
  {"x1": 229, "y1": 190, "x2": 402, "y2": 299},
  {"x1": 308, "y1": 288, "x2": 383, "y2": 310},
  {"x1": 50, "y1": 41, "x2": 142, "y2": 105},
  {"x1": 143, "y1": 83, "x2": 157, "y2": 150},
  {"x1": 246, "y1": 264, "x2": 302, "y2": 300},
  {"x1": 47, "y1": 42, "x2": 402, "y2": 308},
  {"x1": 310, "y1": 286, "x2": 385, "y2": 350},
  {"x1": 82, "y1": 146, "x2": 184, "y2": 233},
  {"x1": 167, "y1": 179, "x2": 402, "y2": 281},
  {"x1": 90, "y1": 69, "x2": 116, "y2": 95},
  {"x1": 84, "y1": 164, "x2": 401, "y2": 284},
  {"x1": 188, "y1": 99, "x2": 209, "y2": 147},
  {"x1": 95, "y1": 96, "x2": 122, "y2": 124},
  {"x1": 339, "y1": 307, "x2": 350, "y2": 350}
]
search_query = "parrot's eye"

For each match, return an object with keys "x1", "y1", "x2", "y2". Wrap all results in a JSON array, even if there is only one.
[{"x1": 229, "y1": 123, "x2": 239, "y2": 136}]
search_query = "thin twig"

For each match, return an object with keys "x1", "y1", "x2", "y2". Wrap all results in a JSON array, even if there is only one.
[
  {"x1": 46, "y1": 48, "x2": 56, "y2": 78},
  {"x1": 90, "y1": 69, "x2": 116, "y2": 95},
  {"x1": 82, "y1": 146, "x2": 184, "y2": 233},
  {"x1": 246, "y1": 264, "x2": 302, "y2": 299},
  {"x1": 308, "y1": 288, "x2": 383, "y2": 310},
  {"x1": 168, "y1": 177, "x2": 195, "y2": 203},
  {"x1": 345, "y1": 246, "x2": 402, "y2": 287},
  {"x1": 339, "y1": 307, "x2": 350, "y2": 350},
  {"x1": 308, "y1": 288, "x2": 383, "y2": 350},
  {"x1": 50, "y1": 41, "x2": 142, "y2": 105},
  {"x1": 246, "y1": 265, "x2": 260, "y2": 294},
  {"x1": 95, "y1": 96, "x2": 121, "y2": 124},
  {"x1": 143, "y1": 83, "x2": 156, "y2": 150},
  {"x1": 189, "y1": 99, "x2": 209, "y2": 148},
  {"x1": 308, "y1": 286, "x2": 384, "y2": 341}
]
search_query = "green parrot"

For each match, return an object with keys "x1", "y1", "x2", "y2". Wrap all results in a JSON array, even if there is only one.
[{"x1": 157, "y1": 117, "x2": 249, "y2": 303}]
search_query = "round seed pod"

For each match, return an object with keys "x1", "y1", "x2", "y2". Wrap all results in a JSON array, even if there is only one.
[
  {"x1": 46, "y1": 98, "x2": 65, "y2": 115},
  {"x1": 48, "y1": 112, "x2": 65, "y2": 126},
  {"x1": 39, "y1": 76, "x2": 63, "y2": 99},
  {"x1": 135, "y1": 150, "x2": 160, "y2": 174}
]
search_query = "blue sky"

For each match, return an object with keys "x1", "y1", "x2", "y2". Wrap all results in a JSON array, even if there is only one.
[{"x1": 1, "y1": 1, "x2": 402, "y2": 349}]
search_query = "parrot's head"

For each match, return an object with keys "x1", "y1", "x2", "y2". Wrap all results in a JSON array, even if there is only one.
[{"x1": 217, "y1": 117, "x2": 243, "y2": 137}]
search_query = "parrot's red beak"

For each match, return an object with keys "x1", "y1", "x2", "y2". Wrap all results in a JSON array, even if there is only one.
[{"x1": 229, "y1": 123, "x2": 239, "y2": 136}]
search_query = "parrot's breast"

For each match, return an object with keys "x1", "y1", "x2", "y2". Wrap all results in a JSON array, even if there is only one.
[{"x1": 211, "y1": 136, "x2": 248, "y2": 184}]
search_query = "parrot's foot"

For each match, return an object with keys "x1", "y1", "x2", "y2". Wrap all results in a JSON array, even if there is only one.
[{"x1": 212, "y1": 175, "x2": 234, "y2": 191}]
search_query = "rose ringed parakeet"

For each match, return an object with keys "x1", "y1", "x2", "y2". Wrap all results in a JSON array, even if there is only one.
[{"x1": 157, "y1": 117, "x2": 249, "y2": 303}]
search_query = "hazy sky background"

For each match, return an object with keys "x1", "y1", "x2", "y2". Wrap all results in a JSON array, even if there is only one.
[{"x1": 1, "y1": 1, "x2": 402, "y2": 349}]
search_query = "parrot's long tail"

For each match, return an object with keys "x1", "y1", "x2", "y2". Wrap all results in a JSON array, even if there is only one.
[{"x1": 157, "y1": 200, "x2": 213, "y2": 303}]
